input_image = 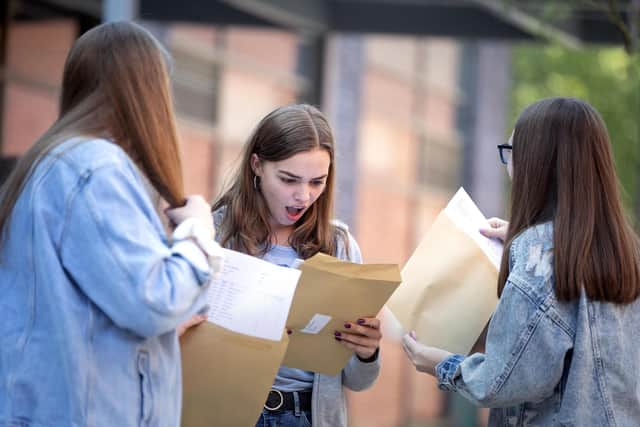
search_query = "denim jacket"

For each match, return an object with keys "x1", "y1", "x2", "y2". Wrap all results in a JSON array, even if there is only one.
[
  {"x1": 436, "y1": 222, "x2": 640, "y2": 426},
  {"x1": 0, "y1": 138, "x2": 213, "y2": 426}
]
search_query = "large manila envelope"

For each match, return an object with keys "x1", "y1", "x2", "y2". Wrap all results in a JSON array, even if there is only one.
[
  {"x1": 180, "y1": 322, "x2": 288, "y2": 427},
  {"x1": 283, "y1": 253, "x2": 401, "y2": 375},
  {"x1": 387, "y1": 211, "x2": 498, "y2": 355}
]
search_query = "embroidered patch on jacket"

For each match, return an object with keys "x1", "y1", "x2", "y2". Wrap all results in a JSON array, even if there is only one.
[{"x1": 525, "y1": 243, "x2": 553, "y2": 282}]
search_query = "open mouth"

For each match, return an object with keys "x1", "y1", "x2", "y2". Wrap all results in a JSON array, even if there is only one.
[{"x1": 285, "y1": 206, "x2": 305, "y2": 221}]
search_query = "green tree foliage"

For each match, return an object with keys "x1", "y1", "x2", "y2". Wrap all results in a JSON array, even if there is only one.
[{"x1": 510, "y1": 43, "x2": 639, "y2": 211}]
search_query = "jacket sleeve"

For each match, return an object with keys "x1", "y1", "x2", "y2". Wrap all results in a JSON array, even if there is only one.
[
  {"x1": 59, "y1": 161, "x2": 211, "y2": 338},
  {"x1": 337, "y1": 229, "x2": 381, "y2": 391},
  {"x1": 435, "y1": 237, "x2": 574, "y2": 407},
  {"x1": 342, "y1": 352, "x2": 381, "y2": 391}
]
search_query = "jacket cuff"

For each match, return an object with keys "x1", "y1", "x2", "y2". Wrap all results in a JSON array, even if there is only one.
[
  {"x1": 436, "y1": 354, "x2": 465, "y2": 391},
  {"x1": 172, "y1": 218, "x2": 224, "y2": 283}
]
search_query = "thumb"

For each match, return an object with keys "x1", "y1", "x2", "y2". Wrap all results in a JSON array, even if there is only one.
[
  {"x1": 479, "y1": 227, "x2": 502, "y2": 239},
  {"x1": 402, "y1": 333, "x2": 417, "y2": 354}
]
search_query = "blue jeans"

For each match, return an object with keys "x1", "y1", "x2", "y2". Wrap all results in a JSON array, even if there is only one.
[
  {"x1": 255, "y1": 391, "x2": 312, "y2": 427},
  {"x1": 255, "y1": 409, "x2": 312, "y2": 427}
]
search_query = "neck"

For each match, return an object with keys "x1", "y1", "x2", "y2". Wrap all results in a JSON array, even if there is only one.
[{"x1": 270, "y1": 221, "x2": 294, "y2": 246}]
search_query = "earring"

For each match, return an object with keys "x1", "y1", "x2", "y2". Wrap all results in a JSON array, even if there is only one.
[{"x1": 253, "y1": 175, "x2": 260, "y2": 191}]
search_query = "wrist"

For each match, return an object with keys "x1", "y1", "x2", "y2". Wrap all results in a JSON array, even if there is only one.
[
  {"x1": 356, "y1": 347, "x2": 379, "y2": 363},
  {"x1": 173, "y1": 218, "x2": 223, "y2": 274}
]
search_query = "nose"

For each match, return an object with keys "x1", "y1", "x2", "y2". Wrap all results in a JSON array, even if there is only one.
[{"x1": 293, "y1": 183, "x2": 311, "y2": 203}]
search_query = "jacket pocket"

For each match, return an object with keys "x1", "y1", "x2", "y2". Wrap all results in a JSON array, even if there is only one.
[{"x1": 137, "y1": 350, "x2": 154, "y2": 426}]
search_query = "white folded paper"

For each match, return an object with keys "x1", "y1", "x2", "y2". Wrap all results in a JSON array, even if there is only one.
[{"x1": 204, "y1": 248, "x2": 300, "y2": 341}]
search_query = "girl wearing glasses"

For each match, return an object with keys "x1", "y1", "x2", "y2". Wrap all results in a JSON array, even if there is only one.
[
  {"x1": 402, "y1": 97, "x2": 640, "y2": 426},
  {"x1": 211, "y1": 104, "x2": 382, "y2": 427}
]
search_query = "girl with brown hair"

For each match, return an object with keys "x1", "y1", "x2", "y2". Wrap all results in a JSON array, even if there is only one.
[
  {"x1": 0, "y1": 21, "x2": 222, "y2": 426},
  {"x1": 402, "y1": 97, "x2": 640, "y2": 426},
  {"x1": 212, "y1": 104, "x2": 382, "y2": 427}
]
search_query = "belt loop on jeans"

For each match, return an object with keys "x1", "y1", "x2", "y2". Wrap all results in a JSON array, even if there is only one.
[
  {"x1": 293, "y1": 391, "x2": 300, "y2": 416},
  {"x1": 264, "y1": 389, "x2": 284, "y2": 411}
]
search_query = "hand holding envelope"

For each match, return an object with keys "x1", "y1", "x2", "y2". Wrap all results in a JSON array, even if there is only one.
[
  {"x1": 181, "y1": 249, "x2": 401, "y2": 426},
  {"x1": 387, "y1": 188, "x2": 503, "y2": 356},
  {"x1": 334, "y1": 316, "x2": 382, "y2": 360},
  {"x1": 283, "y1": 253, "x2": 401, "y2": 375}
]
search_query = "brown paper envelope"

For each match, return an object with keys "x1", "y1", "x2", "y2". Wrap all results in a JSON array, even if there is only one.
[
  {"x1": 387, "y1": 212, "x2": 498, "y2": 355},
  {"x1": 282, "y1": 254, "x2": 401, "y2": 375},
  {"x1": 180, "y1": 322, "x2": 289, "y2": 427}
]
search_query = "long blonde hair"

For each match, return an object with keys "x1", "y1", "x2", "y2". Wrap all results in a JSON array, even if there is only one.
[
  {"x1": 0, "y1": 21, "x2": 184, "y2": 247},
  {"x1": 213, "y1": 104, "x2": 346, "y2": 259}
]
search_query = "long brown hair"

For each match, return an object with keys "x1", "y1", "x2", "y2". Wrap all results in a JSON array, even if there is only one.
[
  {"x1": 0, "y1": 21, "x2": 184, "y2": 247},
  {"x1": 213, "y1": 104, "x2": 345, "y2": 259},
  {"x1": 498, "y1": 97, "x2": 640, "y2": 303}
]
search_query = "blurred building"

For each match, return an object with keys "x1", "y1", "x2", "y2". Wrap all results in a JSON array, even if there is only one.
[
  {"x1": 0, "y1": 2, "x2": 507, "y2": 426},
  {"x1": 8, "y1": 0, "x2": 624, "y2": 425}
]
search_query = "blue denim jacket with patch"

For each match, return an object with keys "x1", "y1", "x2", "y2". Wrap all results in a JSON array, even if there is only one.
[
  {"x1": 0, "y1": 138, "x2": 211, "y2": 426},
  {"x1": 436, "y1": 222, "x2": 640, "y2": 426}
]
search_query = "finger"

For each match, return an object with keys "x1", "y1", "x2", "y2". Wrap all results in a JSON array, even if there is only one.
[
  {"x1": 401, "y1": 337, "x2": 417, "y2": 362},
  {"x1": 177, "y1": 315, "x2": 206, "y2": 337},
  {"x1": 336, "y1": 331, "x2": 379, "y2": 349},
  {"x1": 197, "y1": 304, "x2": 211, "y2": 316},
  {"x1": 354, "y1": 317, "x2": 380, "y2": 329},
  {"x1": 343, "y1": 322, "x2": 382, "y2": 339},
  {"x1": 401, "y1": 334, "x2": 418, "y2": 356},
  {"x1": 479, "y1": 226, "x2": 504, "y2": 239},
  {"x1": 486, "y1": 217, "x2": 506, "y2": 227},
  {"x1": 191, "y1": 314, "x2": 207, "y2": 327},
  {"x1": 337, "y1": 338, "x2": 374, "y2": 357}
]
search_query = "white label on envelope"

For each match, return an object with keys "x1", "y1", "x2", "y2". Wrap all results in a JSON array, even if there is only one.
[{"x1": 300, "y1": 314, "x2": 332, "y2": 334}]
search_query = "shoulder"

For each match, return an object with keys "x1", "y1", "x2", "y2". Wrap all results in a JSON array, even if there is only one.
[
  {"x1": 332, "y1": 219, "x2": 363, "y2": 263},
  {"x1": 511, "y1": 222, "x2": 554, "y2": 266},
  {"x1": 29, "y1": 138, "x2": 139, "y2": 196},
  {"x1": 48, "y1": 137, "x2": 133, "y2": 178}
]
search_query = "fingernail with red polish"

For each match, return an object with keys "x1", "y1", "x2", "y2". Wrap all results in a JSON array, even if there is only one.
[
  {"x1": 287, "y1": 329, "x2": 292, "y2": 335},
  {"x1": 344, "y1": 323, "x2": 351, "y2": 329},
  {"x1": 334, "y1": 331, "x2": 341, "y2": 337},
  {"x1": 357, "y1": 319, "x2": 366, "y2": 325}
]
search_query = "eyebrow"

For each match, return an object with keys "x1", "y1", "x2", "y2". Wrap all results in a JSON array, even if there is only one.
[{"x1": 278, "y1": 170, "x2": 328, "y2": 181}]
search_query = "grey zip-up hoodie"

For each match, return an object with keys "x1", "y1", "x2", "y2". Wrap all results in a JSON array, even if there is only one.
[{"x1": 212, "y1": 208, "x2": 380, "y2": 426}]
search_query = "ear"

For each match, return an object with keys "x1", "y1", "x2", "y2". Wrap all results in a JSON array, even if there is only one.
[{"x1": 250, "y1": 153, "x2": 262, "y2": 176}]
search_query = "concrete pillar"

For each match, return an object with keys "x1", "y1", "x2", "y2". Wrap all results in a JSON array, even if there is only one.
[
  {"x1": 461, "y1": 41, "x2": 510, "y2": 219},
  {"x1": 322, "y1": 34, "x2": 364, "y2": 231}
]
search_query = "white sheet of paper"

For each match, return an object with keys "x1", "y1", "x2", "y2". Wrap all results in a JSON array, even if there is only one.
[
  {"x1": 204, "y1": 248, "x2": 301, "y2": 341},
  {"x1": 444, "y1": 188, "x2": 503, "y2": 269}
]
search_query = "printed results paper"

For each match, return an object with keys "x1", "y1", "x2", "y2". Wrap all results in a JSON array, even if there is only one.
[{"x1": 204, "y1": 248, "x2": 301, "y2": 341}]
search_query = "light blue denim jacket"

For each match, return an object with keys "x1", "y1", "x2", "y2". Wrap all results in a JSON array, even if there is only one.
[
  {"x1": 0, "y1": 138, "x2": 212, "y2": 427},
  {"x1": 436, "y1": 222, "x2": 640, "y2": 426}
]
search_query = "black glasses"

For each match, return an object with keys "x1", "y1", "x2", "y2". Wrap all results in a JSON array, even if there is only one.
[{"x1": 497, "y1": 144, "x2": 512, "y2": 165}]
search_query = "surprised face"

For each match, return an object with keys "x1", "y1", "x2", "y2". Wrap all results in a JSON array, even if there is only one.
[{"x1": 252, "y1": 148, "x2": 331, "y2": 231}]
